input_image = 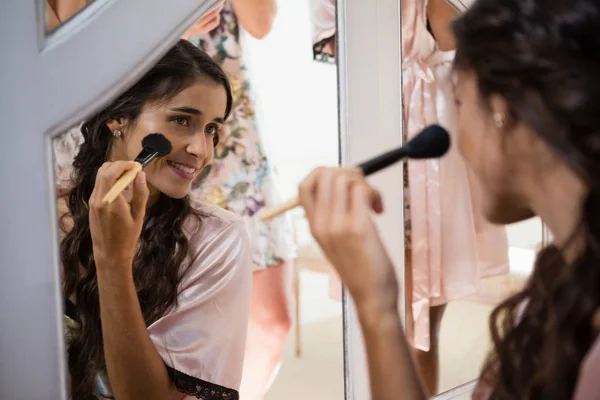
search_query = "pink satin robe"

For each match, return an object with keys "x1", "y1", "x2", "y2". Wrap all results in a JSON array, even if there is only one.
[
  {"x1": 402, "y1": 0, "x2": 509, "y2": 352},
  {"x1": 89, "y1": 203, "x2": 253, "y2": 399},
  {"x1": 149, "y1": 204, "x2": 253, "y2": 395}
]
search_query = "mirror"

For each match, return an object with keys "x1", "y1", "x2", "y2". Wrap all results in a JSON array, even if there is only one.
[
  {"x1": 399, "y1": 0, "x2": 539, "y2": 397},
  {"x1": 243, "y1": 1, "x2": 344, "y2": 398},
  {"x1": 45, "y1": 0, "x2": 94, "y2": 32},
  {"x1": 49, "y1": 0, "x2": 344, "y2": 398}
]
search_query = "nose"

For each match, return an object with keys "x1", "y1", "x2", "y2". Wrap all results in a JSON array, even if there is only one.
[{"x1": 186, "y1": 133, "x2": 208, "y2": 159}]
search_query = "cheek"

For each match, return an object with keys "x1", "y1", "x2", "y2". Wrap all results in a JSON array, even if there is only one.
[
  {"x1": 456, "y1": 106, "x2": 501, "y2": 202},
  {"x1": 206, "y1": 138, "x2": 215, "y2": 161},
  {"x1": 456, "y1": 104, "x2": 482, "y2": 169}
]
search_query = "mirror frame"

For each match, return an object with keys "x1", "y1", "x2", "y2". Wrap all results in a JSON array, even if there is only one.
[
  {"x1": 338, "y1": 0, "x2": 405, "y2": 398},
  {"x1": 0, "y1": 0, "x2": 219, "y2": 398}
]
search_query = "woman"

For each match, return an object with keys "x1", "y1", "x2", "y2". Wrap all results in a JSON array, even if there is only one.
[
  {"x1": 57, "y1": 40, "x2": 251, "y2": 399},
  {"x1": 53, "y1": 1, "x2": 295, "y2": 397},
  {"x1": 309, "y1": 0, "x2": 509, "y2": 394},
  {"x1": 184, "y1": 2, "x2": 296, "y2": 399},
  {"x1": 299, "y1": 0, "x2": 600, "y2": 398}
]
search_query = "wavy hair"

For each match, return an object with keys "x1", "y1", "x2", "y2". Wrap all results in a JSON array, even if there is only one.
[
  {"x1": 59, "y1": 39, "x2": 232, "y2": 399},
  {"x1": 452, "y1": 0, "x2": 600, "y2": 398}
]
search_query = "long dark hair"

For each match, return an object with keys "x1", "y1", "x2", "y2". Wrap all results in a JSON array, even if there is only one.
[
  {"x1": 60, "y1": 39, "x2": 232, "y2": 399},
  {"x1": 452, "y1": 0, "x2": 600, "y2": 398}
]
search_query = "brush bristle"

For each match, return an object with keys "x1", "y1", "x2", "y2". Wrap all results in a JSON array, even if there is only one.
[
  {"x1": 142, "y1": 133, "x2": 172, "y2": 157},
  {"x1": 404, "y1": 125, "x2": 450, "y2": 159}
]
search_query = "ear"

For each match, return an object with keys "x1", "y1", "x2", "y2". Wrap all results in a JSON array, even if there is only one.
[
  {"x1": 105, "y1": 118, "x2": 128, "y2": 134},
  {"x1": 488, "y1": 94, "x2": 512, "y2": 128}
]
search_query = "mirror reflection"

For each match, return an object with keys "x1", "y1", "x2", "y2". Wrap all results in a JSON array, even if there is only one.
[
  {"x1": 400, "y1": 0, "x2": 538, "y2": 396},
  {"x1": 51, "y1": 0, "x2": 343, "y2": 399},
  {"x1": 46, "y1": 0, "x2": 94, "y2": 32}
]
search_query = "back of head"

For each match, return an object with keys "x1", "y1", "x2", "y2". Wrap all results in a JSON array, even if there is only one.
[
  {"x1": 452, "y1": 0, "x2": 600, "y2": 398},
  {"x1": 453, "y1": 0, "x2": 600, "y2": 179}
]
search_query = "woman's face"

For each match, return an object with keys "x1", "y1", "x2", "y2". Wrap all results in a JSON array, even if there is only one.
[
  {"x1": 108, "y1": 77, "x2": 228, "y2": 200},
  {"x1": 454, "y1": 71, "x2": 535, "y2": 224}
]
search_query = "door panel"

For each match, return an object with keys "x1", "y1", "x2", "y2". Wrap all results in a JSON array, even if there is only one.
[{"x1": 0, "y1": 1, "x2": 218, "y2": 398}]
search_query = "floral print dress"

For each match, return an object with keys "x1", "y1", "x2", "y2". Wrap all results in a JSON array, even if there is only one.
[{"x1": 186, "y1": 1, "x2": 296, "y2": 269}]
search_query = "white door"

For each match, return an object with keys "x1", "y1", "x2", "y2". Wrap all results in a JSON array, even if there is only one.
[
  {"x1": 337, "y1": 0, "x2": 405, "y2": 398},
  {"x1": 0, "y1": 1, "x2": 219, "y2": 398}
]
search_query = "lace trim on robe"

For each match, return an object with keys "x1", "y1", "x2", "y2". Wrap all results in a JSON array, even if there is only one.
[{"x1": 166, "y1": 366, "x2": 239, "y2": 400}]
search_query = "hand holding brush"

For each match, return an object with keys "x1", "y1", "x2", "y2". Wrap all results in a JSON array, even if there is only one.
[
  {"x1": 102, "y1": 133, "x2": 172, "y2": 205},
  {"x1": 259, "y1": 125, "x2": 450, "y2": 222}
]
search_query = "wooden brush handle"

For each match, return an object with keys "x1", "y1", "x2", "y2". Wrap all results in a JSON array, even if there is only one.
[
  {"x1": 101, "y1": 162, "x2": 143, "y2": 205},
  {"x1": 259, "y1": 196, "x2": 300, "y2": 222},
  {"x1": 259, "y1": 168, "x2": 363, "y2": 222}
]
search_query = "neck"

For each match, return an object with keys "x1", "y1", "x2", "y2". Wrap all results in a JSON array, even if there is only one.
[
  {"x1": 147, "y1": 185, "x2": 160, "y2": 209},
  {"x1": 527, "y1": 166, "x2": 588, "y2": 262}
]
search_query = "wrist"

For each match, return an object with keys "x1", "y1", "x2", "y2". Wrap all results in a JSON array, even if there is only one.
[
  {"x1": 357, "y1": 303, "x2": 401, "y2": 339},
  {"x1": 95, "y1": 258, "x2": 134, "y2": 283},
  {"x1": 354, "y1": 289, "x2": 399, "y2": 326}
]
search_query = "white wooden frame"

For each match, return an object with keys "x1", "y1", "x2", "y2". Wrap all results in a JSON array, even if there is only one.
[
  {"x1": 0, "y1": 1, "x2": 219, "y2": 398},
  {"x1": 337, "y1": 0, "x2": 405, "y2": 398}
]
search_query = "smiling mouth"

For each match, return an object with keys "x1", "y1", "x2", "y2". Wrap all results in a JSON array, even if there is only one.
[{"x1": 166, "y1": 160, "x2": 197, "y2": 175}]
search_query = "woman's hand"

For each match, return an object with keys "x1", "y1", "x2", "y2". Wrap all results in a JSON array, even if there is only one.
[
  {"x1": 89, "y1": 161, "x2": 148, "y2": 270},
  {"x1": 298, "y1": 167, "x2": 399, "y2": 312},
  {"x1": 182, "y1": 1, "x2": 224, "y2": 39}
]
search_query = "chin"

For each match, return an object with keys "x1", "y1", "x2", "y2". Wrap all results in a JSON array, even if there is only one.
[
  {"x1": 484, "y1": 199, "x2": 535, "y2": 226},
  {"x1": 163, "y1": 190, "x2": 190, "y2": 199},
  {"x1": 154, "y1": 184, "x2": 190, "y2": 200}
]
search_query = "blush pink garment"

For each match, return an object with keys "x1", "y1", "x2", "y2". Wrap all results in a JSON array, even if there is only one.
[
  {"x1": 66, "y1": 203, "x2": 252, "y2": 400},
  {"x1": 309, "y1": 0, "x2": 336, "y2": 46},
  {"x1": 572, "y1": 337, "x2": 600, "y2": 400},
  {"x1": 402, "y1": 0, "x2": 509, "y2": 352},
  {"x1": 148, "y1": 203, "x2": 253, "y2": 397}
]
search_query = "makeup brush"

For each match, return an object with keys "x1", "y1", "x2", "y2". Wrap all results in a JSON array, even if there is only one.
[
  {"x1": 102, "y1": 133, "x2": 172, "y2": 205},
  {"x1": 259, "y1": 125, "x2": 450, "y2": 222}
]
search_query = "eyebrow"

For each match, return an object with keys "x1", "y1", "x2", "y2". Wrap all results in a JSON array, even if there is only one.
[
  {"x1": 170, "y1": 106, "x2": 225, "y2": 124},
  {"x1": 171, "y1": 106, "x2": 202, "y2": 115}
]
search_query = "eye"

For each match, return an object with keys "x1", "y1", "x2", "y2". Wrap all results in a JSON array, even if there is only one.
[
  {"x1": 173, "y1": 116, "x2": 190, "y2": 126},
  {"x1": 205, "y1": 124, "x2": 221, "y2": 136}
]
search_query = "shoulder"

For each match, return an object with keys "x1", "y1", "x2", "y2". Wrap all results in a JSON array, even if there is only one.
[
  {"x1": 184, "y1": 202, "x2": 246, "y2": 239},
  {"x1": 182, "y1": 203, "x2": 251, "y2": 277},
  {"x1": 194, "y1": 202, "x2": 242, "y2": 224},
  {"x1": 574, "y1": 335, "x2": 600, "y2": 399}
]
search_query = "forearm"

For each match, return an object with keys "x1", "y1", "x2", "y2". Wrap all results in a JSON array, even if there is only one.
[
  {"x1": 96, "y1": 263, "x2": 170, "y2": 400},
  {"x1": 427, "y1": 0, "x2": 458, "y2": 51},
  {"x1": 232, "y1": 0, "x2": 277, "y2": 39},
  {"x1": 357, "y1": 303, "x2": 428, "y2": 400}
]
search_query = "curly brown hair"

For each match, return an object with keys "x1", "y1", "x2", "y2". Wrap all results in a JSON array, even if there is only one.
[
  {"x1": 452, "y1": 0, "x2": 600, "y2": 398},
  {"x1": 59, "y1": 39, "x2": 232, "y2": 399}
]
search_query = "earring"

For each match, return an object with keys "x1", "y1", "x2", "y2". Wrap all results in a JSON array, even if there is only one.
[
  {"x1": 113, "y1": 130, "x2": 122, "y2": 137},
  {"x1": 493, "y1": 113, "x2": 505, "y2": 129}
]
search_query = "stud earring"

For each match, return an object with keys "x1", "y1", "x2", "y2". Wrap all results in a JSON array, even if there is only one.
[
  {"x1": 113, "y1": 130, "x2": 122, "y2": 137},
  {"x1": 493, "y1": 113, "x2": 505, "y2": 129}
]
